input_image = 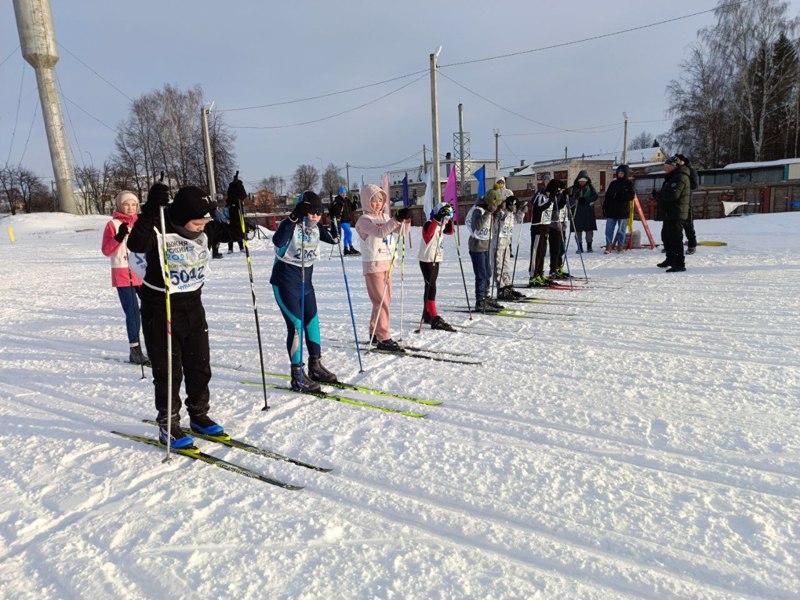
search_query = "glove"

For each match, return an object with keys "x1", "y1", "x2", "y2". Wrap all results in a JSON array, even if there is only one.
[
  {"x1": 290, "y1": 198, "x2": 310, "y2": 221},
  {"x1": 227, "y1": 177, "x2": 247, "y2": 203},
  {"x1": 143, "y1": 182, "x2": 170, "y2": 213},
  {"x1": 435, "y1": 205, "x2": 453, "y2": 221},
  {"x1": 395, "y1": 207, "x2": 411, "y2": 221},
  {"x1": 113, "y1": 222, "x2": 129, "y2": 242}
]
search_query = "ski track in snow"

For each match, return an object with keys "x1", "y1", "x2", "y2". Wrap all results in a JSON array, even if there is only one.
[{"x1": 0, "y1": 212, "x2": 798, "y2": 600}]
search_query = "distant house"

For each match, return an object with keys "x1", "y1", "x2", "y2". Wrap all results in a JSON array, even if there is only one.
[{"x1": 511, "y1": 147, "x2": 667, "y2": 193}]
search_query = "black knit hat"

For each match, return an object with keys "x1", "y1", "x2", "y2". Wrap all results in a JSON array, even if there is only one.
[
  {"x1": 169, "y1": 186, "x2": 214, "y2": 225},
  {"x1": 301, "y1": 191, "x2": 323, "y2": 214}
]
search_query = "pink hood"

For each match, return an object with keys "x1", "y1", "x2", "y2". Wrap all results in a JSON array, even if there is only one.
[{"x1": 360, "y1": 184, "x2": 390, "y2": 220}]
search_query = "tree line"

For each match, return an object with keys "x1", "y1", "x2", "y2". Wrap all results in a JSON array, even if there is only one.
[{"x1": 667, "y1": 0, "x2": 800, "y2": 167}]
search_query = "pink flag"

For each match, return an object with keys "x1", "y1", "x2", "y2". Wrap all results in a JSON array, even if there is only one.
[
  {"x1": 443, "y1": 166, "x2": 458, "y2": 221},
  {"x1": 380, "y1": 172, "x2": 390, "y2": 205}
]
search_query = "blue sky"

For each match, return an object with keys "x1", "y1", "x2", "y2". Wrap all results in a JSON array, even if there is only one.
[{"x1": 2, "y1": 1, "x2": 798, "y2": 191}]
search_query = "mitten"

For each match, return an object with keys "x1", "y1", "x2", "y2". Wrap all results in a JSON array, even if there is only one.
[{"x1": 113, "y1": 222, "x2": 129, "y2": 242}]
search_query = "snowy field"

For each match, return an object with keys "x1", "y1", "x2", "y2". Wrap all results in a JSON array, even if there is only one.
[{"x1": 0, "y1": 211, "x2": 798, "y2": 600}]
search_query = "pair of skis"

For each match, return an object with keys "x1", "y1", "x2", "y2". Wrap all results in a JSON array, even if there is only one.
[
  {"x1": 242, "y1": 373, "x2": 441, "y2": 419},
  {"x1": 112, "y1": 419, "x2": 333, "y2": 490}
]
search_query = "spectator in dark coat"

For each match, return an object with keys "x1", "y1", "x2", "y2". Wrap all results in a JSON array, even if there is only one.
[
  {"x1": 569, "y1": 170, "x2": 598, "y2": 253},
  {"x1": 653, "y1": 155, "x2": 691, "y2": 272},
  {"x1": 602, "y1": 164, "x2": 635, "y2": 253}
]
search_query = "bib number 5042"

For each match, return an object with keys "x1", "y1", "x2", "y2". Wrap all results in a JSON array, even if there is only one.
[{"x1": 170, "y1": 266, "x2": 204, "y2": 286}]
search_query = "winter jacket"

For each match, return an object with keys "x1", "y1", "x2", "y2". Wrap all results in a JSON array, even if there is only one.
[
  {"x1": 226, "y1": 198, "x2": 244, "y2": 242},
  {"x1": 418, "y1": 218, "x2": 454, "y2": 263},
  {"x1": 654, "y1": 165, "x2": 691, "y2": 221},
  {"x1": 570, "y1": 170, "x2": 598, "y2": 232},
  {"x1": 329, "y1": 194, "x2": 358, "y2": 224},
  {"x1": 602, "y1": 166, "x2": 634, "y2": 220},
  {"x1": 270, "y1": 217, "x2": 337, "y2": 288},
  {"x1": 126, "y1": 202, "x2": 227, "y2": 304},
  {"x1": 354, "y1": 184, "x2": 404, "y2": 274},
  {"x1": 101, "y1": 211, "x2": 144, "y2": 287},
  {"x1": 467, "y1": 199, "x2": 495, "y2": 253}
]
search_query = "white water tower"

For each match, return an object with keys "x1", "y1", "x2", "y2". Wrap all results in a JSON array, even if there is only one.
[{"x1": 13, "y1": 0, "x2": 78, "y2": 214}]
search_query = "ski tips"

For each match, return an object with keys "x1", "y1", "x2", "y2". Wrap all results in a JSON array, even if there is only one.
[
  {"x1": 235, "y1": 170, "x2": 240, "y2": 181},
  {"x1": 159, "y1": 170, "x2": 165, "y2": 182}
]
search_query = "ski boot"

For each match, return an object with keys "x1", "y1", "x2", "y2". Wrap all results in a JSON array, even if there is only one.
[
  {"x1": 586, "y1": 243, "x2": 593, "y2": 253},
  {"x1": 129, "y1": 344, "x2": 151, "y2": 366},
  {"x1": 190, "y1": 414, "x2": 227, "y2": 438},
  {"x1": 376, "y1": 339, "x2": 404, "y2": 352},
  {"x1": 656, "y1": 259, "x2": 671, "y2": 268},
  {"x1": 430, "y1": 316, "x2": 456, "y2": 332},
  {"x1": 496, "y1": 286, "x2": 515, "y2": 301},
  {"x1": 308, "y1": 355, "x2": 338, "y2": 383},
  {"x1": 291, "y1": 363, "x2": 321, "y2": 392},
  {"x1": 159, "y1": 418, "x2": 194, "y2": 449},
  {"x1": 348, "y1": 246, "x2": 361, "y2": 256}
]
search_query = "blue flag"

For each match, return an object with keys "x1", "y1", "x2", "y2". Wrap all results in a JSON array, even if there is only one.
[
  {"x1": 402, "y1": 173, "x2": 409, "y2": 207},
  {"x1": 474, "y1": 164, "x2": 486, "y2": 198}
]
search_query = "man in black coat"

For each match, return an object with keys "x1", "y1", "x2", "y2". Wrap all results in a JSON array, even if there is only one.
[
  {"x1": 652, "y1": 156, "x2": 691, "y2": 272},
  {"x1": 329, "y1": 186, "x2": 360, "y2": 255},
  {"x1": 602, "y1": 165, "x2": 635, "y2": 253}
]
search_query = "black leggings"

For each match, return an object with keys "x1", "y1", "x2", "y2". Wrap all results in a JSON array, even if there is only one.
[{"x1": 419, "y1": 261, "x2": 440, "y2": 304}]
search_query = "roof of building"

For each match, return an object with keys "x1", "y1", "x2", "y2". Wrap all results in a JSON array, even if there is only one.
[{"x1": 722, "y1": 157, "x2": 800, "y2": 170}]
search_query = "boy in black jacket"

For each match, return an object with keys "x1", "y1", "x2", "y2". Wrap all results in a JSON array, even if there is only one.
[{"x1": 127, "y1": 182, "x2": 230, "y2": 448}]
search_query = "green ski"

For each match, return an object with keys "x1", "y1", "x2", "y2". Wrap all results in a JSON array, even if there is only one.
[{"x1": 110, "y1": 431, "x2": 303, "y2": 490}]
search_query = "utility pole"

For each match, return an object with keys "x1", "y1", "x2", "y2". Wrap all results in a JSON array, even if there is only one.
[
  {"x1": 13, "y1": 0, "x2": 77, "y2": 214},
  {"x1": 201, "y1": 104, "x2": 217, "y2": 201},
  {"x1": 430, "y1": 47, "x2": 443, "y2": 204},
  {"x1": 564, "y1": 146, "x2": 568, "y2": 160},
  {"x1": 622, "y1": 112, "x2": 629, "y2": 165},
  {"x1": 494, "y1": 129, "x2": 500, "y2": 175},
  {"x1": 458, "y1": 104, "x2": 466, "y2": 197},
  {"x1": 346, "y1": 162, "x2": 351, "y2": 193},
  {"x1": 422, "y1": 144, "x2": 428, "y2": 174}
]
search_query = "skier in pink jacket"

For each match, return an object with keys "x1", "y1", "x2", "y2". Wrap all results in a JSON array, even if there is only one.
[{"x1": 100, "y1": 190, "x2": 149, "y2": 365}]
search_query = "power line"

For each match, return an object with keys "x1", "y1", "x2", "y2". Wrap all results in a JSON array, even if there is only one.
[
  {"x1": 60, "y1": 93, "x2": 118, "y2": 133},
  {"x1": 56, "y1": 73, "x2": 86, "y2": 173},
  {"x1": 57, "y1": 42, "x2": 133, "y2": 102},
  {"x1": 5, "y1": 63, "x2": 27, "y2": 168},
  {"x1": 222, "y1": 70, "x2": 428, "y2": 112},
  {"x1": 0, "y1": 46, "x2": 19, "y2": 70},
  {"x1": 230, "y1": 74, "x2": 426, "y2": 130},
  {"x1": 438, "y1": 1, "x2": 751, "y2": 69},
  {"x1": 217, "y1": 3, "x2": 740, "y2": 117},
  {"x1": 17, "y1": 100, "x2": 38, "y2": 167},
  {"x1": 349, "y1": 150, "x2": 423, "y2": 171},
  {"x1": 439, "y1": 71, "x2": 580, "y2": 132}
]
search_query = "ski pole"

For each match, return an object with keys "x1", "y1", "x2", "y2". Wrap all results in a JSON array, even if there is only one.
[
  {"x1": 369, "y1": 227, "x2": 402, "y2": 351},
  {"x1": 232, "y1": 174, "x2": 270, "y2": 411},
  {"x1": 453, "y1": 220, "x2": 472, "y2": 320},
  {"x1": 510, "y1": 220, "x2": 522, "y2": 288},
  {"x1": 332, "y1": 217, "x2": 363, "y2": 372},
  {"x1": 399, "y1": 227, "x2": 406, "y2": 341},
  {"x1": 299, "y1": 218, "x2": 306, "y2": 386},
  {"x1": 157, "y1": 201, "x2": 174, "y2": 462},
  {"x1": 564, "y1": 193, "x2": 587, "y2": 281}
]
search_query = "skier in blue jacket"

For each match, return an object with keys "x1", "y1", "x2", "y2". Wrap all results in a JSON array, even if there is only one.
[{"x1": 270, "y1": 191, "x2": 339, "y2": 392}]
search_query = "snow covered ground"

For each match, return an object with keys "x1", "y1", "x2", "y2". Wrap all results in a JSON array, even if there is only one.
[{"x1": 0, "y1": 211, "x2": 798, "y2": 600}]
